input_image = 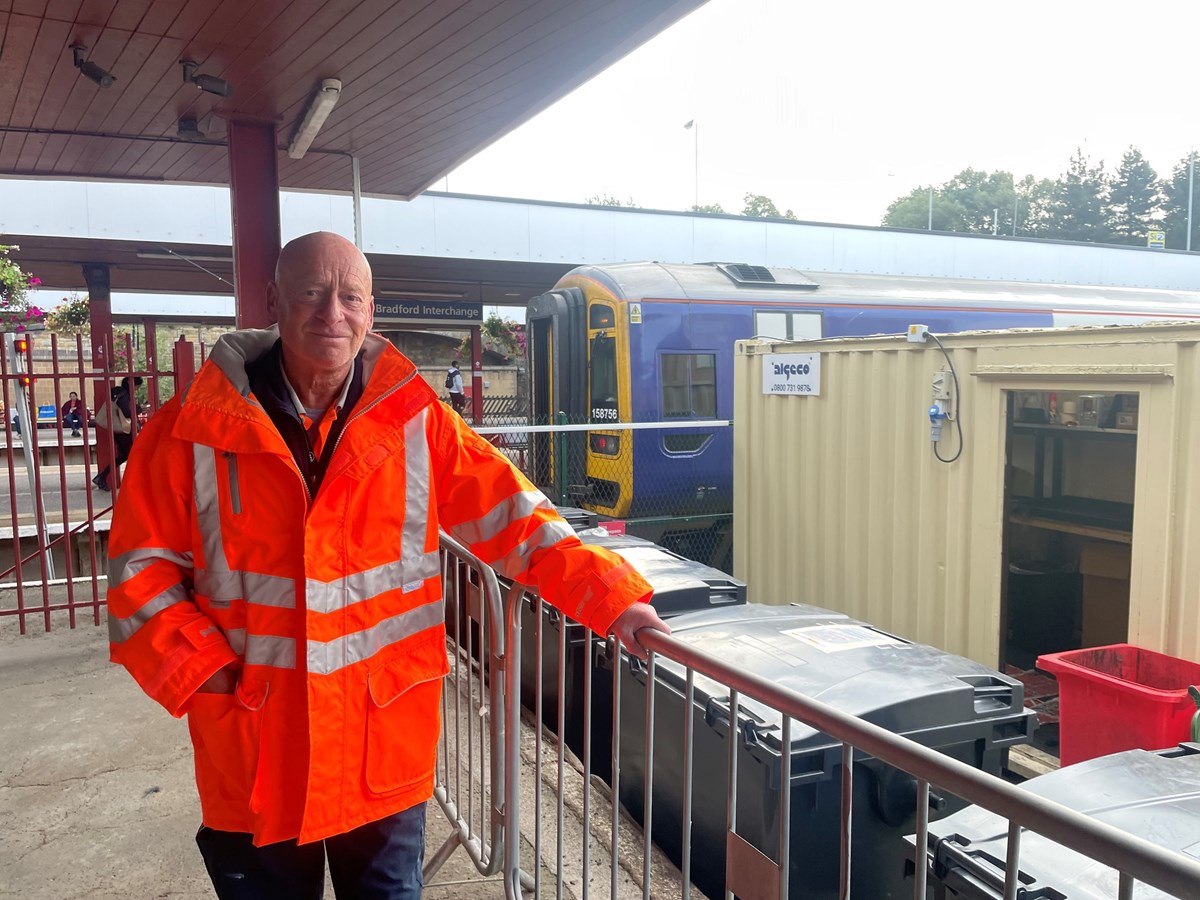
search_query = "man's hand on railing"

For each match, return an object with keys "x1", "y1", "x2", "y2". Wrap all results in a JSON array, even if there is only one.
[{"x1": 609, "y1": 602, "x2": 671, "y2": 661}]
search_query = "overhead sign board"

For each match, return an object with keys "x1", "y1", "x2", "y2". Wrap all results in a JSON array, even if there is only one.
[
  {"x1": 762, "y1": 353, "x2": 821, "y2": 396},
  {"x1": 374, "y1": 299, "x2": 483, "y2": 326}
]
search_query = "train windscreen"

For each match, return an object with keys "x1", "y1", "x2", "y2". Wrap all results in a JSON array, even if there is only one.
[{"x1": 589, "y1": 333, "x2": 617, "y2": 421}]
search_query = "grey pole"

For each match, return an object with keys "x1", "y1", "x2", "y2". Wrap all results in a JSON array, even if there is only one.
[
  {"x1": 1188, "y1": 151, "x2": 1195, "y2": 252},
  {"x1": 351, "y1": 155, "x2": 363, "y2": 250},
  {"x1": 993, "y1": 208, "x2": 999, "y2": 235},
  {"x1": 693, "y1": 122, "x2": 699, "y2": 210},
  {"x1": 928, "y1": 186, "x2": 933, "y2": 231}
]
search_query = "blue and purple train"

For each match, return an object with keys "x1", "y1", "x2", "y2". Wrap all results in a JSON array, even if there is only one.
[{"x1": 526, "y1": 261, "x2": 1200, "y2": 570}]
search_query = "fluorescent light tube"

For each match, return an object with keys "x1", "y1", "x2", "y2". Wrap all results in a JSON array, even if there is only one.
[{"x1": 288, "y1": 79, "x2": 342, "y2": 160}]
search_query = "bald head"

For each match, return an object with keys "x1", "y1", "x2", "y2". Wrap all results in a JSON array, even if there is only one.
[
  {"x1": 266, "y1": 231, "x2": 375, "y2": 404},
  {"x1": 275, "y1": 232, "x2": 371, "y2": 289}
]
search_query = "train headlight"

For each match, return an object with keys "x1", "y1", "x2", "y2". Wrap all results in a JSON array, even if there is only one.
[{"x1": 589, "y1": 433, "x2": 620, "y2": 456}]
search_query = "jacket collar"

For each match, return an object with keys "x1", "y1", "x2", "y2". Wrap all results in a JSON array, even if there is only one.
[{"x1": 173, "y1": 329, "x2": 434, "y2": 453}]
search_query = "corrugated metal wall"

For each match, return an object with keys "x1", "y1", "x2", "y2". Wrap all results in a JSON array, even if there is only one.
[{"x1": 734, "y1": 323, "x2": 1200, "y2": 667}]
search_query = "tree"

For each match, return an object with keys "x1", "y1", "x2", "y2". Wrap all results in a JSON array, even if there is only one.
[
  {"x1": 1105, "y1": 147, "x2": 1162, "y2": 246},
  {"x1": 1014, "y1": 174, "x2": 1059, "y2": 238},
  {"x1": 1042, "y1": 148, "x2": 1111, "y2": 243},
  {"x1": 741, "y1": 193, "x2": 796, "y2": 219},
  {"x1": 883, "y1": 170, "x2": 1016, "y2": 233},
  {"x1": 884, "y1": 185, "x2": 947, "y2": 230},
  {"x1": 1161, "y1": 153, "x2": 1199, "y2": 250},
  {"x1": 0, "y1": 244, "x2": 47, "y2": 332},
  {"x1": 941, "y1": 168, "x2": 1017, "y2": 234},
  {"x1": 585, "y1": 192, "x2": 639, "y2": 208},
  {"x1": 689, "y1": 203, "x2": 726, "y2": 214}
]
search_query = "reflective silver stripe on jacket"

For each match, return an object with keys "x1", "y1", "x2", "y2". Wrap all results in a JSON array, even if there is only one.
[
  {"x1": 306, "y1": 555, "x2": 440, "y2": 616},
  {"x1": 192, "y1": 444, "x2": 296, "y2": 608},
  {"x1": 108, "y1": 547, "x2": 194, "y2": 589},
  {"x1": 194, "y1": 444, "x2": 230, "y2": 575},
  {"x1": 450, "y1": 490, "x2": 554, "y2": 547},
  {"x1": 195, "y1": 569, "x2": 296, "y2": 607},
  {"x1": 307, "y1": 599, "x2": 444, "y2": 676},
  {"x1": 399, "y1": 410, "x2": 438, "y2": 592},
  {"x1": 108, "y1": 582, "x2": 192, "y2": 644},
  {"x1": 218, "y1": 630, "x2": 297, "y2": 669},
  {"x1": 490, "y1": 518, "x2": 576, "y2": 579}
]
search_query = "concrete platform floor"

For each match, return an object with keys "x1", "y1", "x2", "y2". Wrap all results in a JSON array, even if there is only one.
[{"x1": 0, "y1": 621, "x2": 504, "y2": 899}]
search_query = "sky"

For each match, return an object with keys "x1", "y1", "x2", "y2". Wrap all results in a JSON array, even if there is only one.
[{"x1": 444, "y1": 0, "x2": 1200, "y2": 226}]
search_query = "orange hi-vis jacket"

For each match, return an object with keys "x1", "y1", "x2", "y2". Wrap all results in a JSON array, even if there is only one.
[{"x1": 107, "y1": 329, "x2": 652, "y2": 846}]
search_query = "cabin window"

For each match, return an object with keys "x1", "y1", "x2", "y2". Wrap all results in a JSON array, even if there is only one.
[
  {"x1": 754, "y1": 310, "x2": 823, "y2": 341},
  {"x1": 661, "y1": 353, "x2": 717, "y2": 418},
  {"x1": 589, "y1": 304, "x2": 615, "y2": 329}
]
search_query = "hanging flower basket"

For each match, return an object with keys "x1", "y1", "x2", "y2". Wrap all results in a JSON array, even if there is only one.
[{"x1": 0, "y1": 245, "x2": 47, "y2": 332}]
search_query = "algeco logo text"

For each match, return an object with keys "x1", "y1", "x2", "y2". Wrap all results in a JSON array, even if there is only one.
[{"x1": 773, "y1": 361, "x2": 811, "y2": 380}]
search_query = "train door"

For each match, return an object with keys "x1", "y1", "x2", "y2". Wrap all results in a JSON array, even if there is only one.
[
  {"x1": 584, "y1": 299, "x2": 630, "y2": 515},
  {"x1": 527, "y1": 288, "x2": 587, "y2": 501}
]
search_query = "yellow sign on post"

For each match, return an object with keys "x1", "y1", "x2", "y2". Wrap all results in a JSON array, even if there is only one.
[{"x1": 1148, "y1": 229, "x2": 1167, "y2": 249}]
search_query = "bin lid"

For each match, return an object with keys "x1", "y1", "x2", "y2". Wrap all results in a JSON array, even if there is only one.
[
  {"x1": 577, "y1": 530, "x2": 746, "y2": 614},
  {"x1": 554, "y1": 505, "x2": 598, "y2": 532},
  {"x1": 642, "y1": 604, "x2": 1032, "y2": 757},
  {"x1": 911, "y1": 744, "x2": 1200, "y2": 899}
]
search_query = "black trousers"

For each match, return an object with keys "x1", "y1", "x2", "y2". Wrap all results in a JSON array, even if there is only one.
[
  {"x1": 196, "y1": 804, "x2": 426, "y2": 900},
  {"x1": 95, "y1": 431, "x2": 134, "y2": 487}
]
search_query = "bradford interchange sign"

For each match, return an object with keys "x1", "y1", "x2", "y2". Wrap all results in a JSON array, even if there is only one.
[{"x1": 373, "y1": 298, "x2": 482, "y2": 326}]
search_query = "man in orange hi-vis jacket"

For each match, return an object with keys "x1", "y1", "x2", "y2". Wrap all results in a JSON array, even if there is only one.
[{"x1": 106, "y1": 231, "x2": 669, "y2": 900}]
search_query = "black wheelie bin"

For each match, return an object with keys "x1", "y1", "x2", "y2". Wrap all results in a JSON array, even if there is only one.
[
  {"x1": 519, "y1": 527, "x2": 745, "y2": 775},
  {"x1": 906, "y1": 742, "x2": 1200, "y2": 900},
  {"x1": 613, "y1": 603, "x2": 1038, "y2": 900}
]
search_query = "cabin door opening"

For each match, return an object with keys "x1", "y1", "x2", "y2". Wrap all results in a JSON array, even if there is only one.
[{"x1": 1000, "y1": 389, "x2": 1139, "y2": 752}]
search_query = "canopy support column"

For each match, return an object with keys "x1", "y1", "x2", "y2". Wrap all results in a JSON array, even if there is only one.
[{"x1": 228, "y1": 121, "x2": 281, "y2": 329}]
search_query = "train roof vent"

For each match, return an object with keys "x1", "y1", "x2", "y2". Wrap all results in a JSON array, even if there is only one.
[
  {"x1": 724, "y1": 263, "x2": 774, "y2": 283},
  {"x1": 711, "y1": 263, "x2": 819, "y2": 290}
]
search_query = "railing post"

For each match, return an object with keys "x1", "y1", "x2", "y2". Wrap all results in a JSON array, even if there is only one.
[
  {"x1": 555, "y1": 411, "x2": 567, "y2": 504},
  {"x1": 143, "y1": 318, "x2": 159, "y2": 413},
  {"x1": 173, "y1": 337, "x2": 196, "y2": 394}
]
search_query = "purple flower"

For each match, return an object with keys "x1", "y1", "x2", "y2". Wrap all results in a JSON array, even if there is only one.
[{"x1": 29, "y1": 277, "x2": 41, "y2": 286}]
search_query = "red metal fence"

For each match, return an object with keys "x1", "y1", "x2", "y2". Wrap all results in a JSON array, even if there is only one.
[{"x1": 0, "y1": 331, "x2": 201, "y2": 635}]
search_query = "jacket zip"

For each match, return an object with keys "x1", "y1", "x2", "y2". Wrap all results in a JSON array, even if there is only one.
[{"x1": 223, "y1": 451, "x2": 243, "y2": 514}]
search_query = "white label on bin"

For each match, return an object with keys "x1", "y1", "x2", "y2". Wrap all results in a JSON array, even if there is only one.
[{"x1": 783, "y1": 625, "x2": 908, "y2": 653}]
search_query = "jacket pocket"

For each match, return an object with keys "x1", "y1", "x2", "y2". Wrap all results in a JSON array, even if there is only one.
[
  {"x1": 364, "y1": 637, "x2": 451, "y2": 796},
  {"x1": 187, "y1": 683, "x2": 268, "y2": 809}
]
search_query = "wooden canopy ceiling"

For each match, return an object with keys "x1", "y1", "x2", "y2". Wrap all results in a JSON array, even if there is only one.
[{"x1": 0, "y1": 0, "x2": 704, "y2": 197}]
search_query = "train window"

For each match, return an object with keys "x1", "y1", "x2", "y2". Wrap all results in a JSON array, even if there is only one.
[
  {"x1": 589, "y1": 304, "x2": 615, "y2": 329},
  {"x1": 754, "y1": 310, "x2": 822, "y2": 341},
  {"x1": 661, "y1": 353, "x2": 717, "y2": 418},
  {"x1": 590, "y1": 333, "x2": 618, "y2": 418}
]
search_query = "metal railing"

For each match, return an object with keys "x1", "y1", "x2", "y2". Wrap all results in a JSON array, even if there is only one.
[
  {"x1": 427, "y1": 533, "x2": 508, "y2": 881},
  {"x1": 431, "y1": 563, "x2": 1200, "y2": 900},
  {"x1": 0, "y1": 330, "x2": 200, "y2": 634}
]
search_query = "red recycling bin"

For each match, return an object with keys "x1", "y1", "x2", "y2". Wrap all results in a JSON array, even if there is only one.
[{"x1": 1038, "y1": 644, "x2": 1200, "y2": 765}]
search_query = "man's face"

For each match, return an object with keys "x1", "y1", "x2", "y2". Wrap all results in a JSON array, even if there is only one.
[{"x1": 267, "y1": 235, "x2": 374, "y2": 381}]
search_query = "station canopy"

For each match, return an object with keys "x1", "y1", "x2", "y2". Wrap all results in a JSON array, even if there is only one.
[{"x1": 0, "y1": 0, "x2": 703, "y2": 196}]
